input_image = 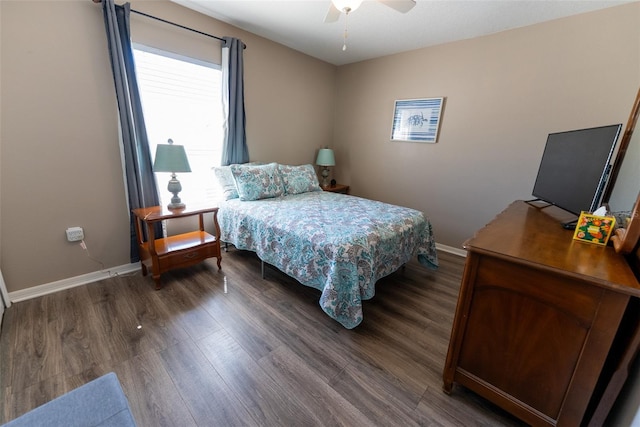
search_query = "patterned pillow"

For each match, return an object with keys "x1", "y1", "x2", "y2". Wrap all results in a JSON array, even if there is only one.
[
  {"x1": 230, "y1": 162, "x2": 285, "y2": 201},
  {"x1": 212, "y1": 166, "x2": 239, "y2": 200},
  {"x1": 279, "y1": 164, "x2": 321, "y2": 195}
]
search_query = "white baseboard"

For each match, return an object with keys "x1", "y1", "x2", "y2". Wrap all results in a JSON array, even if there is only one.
[
  {"x1": 8, "y1": 263, "x2": 140, "y2": 303},
  {"x1": 435, "y1": 243, "x2": 467, "y2": 258}
]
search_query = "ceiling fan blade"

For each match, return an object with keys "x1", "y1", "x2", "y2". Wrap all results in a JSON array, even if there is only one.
[
  {"x1": 324, "y1": 3, "x2": 341, "y2": 23},
  {"x1": 378, "y1": 0, "x2": 416, "y2": 13}
]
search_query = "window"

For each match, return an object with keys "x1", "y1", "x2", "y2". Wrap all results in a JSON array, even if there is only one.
[{"x1": 133, "y1": 45, "x2": 223, "y2": 209}]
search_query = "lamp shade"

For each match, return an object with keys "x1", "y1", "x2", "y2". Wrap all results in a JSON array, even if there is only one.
[
  {"x1": 316, "y1": 148, "x2": 336, "y2": 167},
  {"x1": 153, "y1": 139, "x2": 191, "y2": 173}
]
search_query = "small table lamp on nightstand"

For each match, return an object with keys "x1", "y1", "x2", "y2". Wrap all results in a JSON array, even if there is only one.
[
  {"x1": 316, "y1": 148, "x2": 335, "y2": 187},
  {"x1": 153, "y1": 139, "x2": 191, "y2": 210}
]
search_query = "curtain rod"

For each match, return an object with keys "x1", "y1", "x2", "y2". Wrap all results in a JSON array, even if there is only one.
[
  {"x1": 93, "y1": 0, "x2": 243, "y2": 46},
  {"x1": 129, "y1": 9, "x2": 225, "y2": 43}
]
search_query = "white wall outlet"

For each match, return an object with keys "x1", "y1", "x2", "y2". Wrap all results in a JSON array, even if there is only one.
[{"x1": 66, "y1": 227, "x2": 84, "y2": 242}]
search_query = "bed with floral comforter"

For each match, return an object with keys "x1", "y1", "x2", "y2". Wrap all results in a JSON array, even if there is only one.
[{"x1": 218, "y1": 190, "x2": 438, "y2": 329}]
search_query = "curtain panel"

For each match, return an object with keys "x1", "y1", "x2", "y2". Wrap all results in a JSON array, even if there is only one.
[
  {"x1": 102, "y1": 0, "x2": 160, "y2": 263},
  {"x1": 221, "y1": 37, "x2": 250, "y2": 166}
]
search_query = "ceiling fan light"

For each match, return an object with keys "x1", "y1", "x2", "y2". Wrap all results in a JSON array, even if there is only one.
[{"x1": 332, "y1": 0, "x2": 364, "y2": 13}]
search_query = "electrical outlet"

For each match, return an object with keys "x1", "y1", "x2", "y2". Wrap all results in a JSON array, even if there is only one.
[{"x1": 66, "y1": 227, "x2": 84, "y2": 242}]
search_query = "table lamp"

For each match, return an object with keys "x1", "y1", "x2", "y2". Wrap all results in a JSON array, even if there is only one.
[
  {"x1": 153, "y1": 138, "x2": 191, "y2": 210},
  {"x1": 316, "y1": 148, "x2": 335, "y2": 187}
]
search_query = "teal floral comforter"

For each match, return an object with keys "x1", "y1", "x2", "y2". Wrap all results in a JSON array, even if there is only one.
[{"x1": 218, "y1": 191, "x2": 438, "y2": 328}]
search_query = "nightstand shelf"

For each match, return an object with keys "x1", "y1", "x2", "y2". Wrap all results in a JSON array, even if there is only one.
[{"x1": 132, "y1": 206, "x2": 221, "y2": 289}]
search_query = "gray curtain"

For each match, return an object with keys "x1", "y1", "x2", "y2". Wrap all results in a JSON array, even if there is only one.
[
  {"x1": 221, "y1": 37, "x2": 250, "y2": 166},
  {"x1": 102, "y1": 0, "x2": 160, "y2": 263}
]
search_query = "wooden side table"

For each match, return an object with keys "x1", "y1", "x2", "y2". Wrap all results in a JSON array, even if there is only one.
[
  {"x1": 321, "y1": 183, "x2": 349, "y2": 194},
  {"x1": 131, "y1": 206, "x2": 222, "y2": 289}
]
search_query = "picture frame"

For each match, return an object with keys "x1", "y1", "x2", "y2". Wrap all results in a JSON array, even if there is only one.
[{"x1": 391, "y1": 97, "x2": 444, "y2": 143}]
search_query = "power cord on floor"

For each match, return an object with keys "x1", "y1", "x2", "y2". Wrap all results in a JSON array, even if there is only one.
[
  {"x1": 80, "y1": 239, "x2": 105, "y2": 271},
  {"x1": 78, "y1": 240, "x2": 139, "y2": 278}
]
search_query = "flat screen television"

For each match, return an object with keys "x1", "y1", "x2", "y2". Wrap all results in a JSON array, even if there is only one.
[{"x1": 532, "y1": 124, "x2": 622, "y2": 219}]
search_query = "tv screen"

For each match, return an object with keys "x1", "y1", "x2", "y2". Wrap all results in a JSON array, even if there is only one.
[{"x1": 532, "y1": 124, "x2": 622, "y2": 216}]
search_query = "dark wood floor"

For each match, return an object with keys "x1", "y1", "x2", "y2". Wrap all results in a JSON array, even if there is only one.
[{"x1": 0, "y1": 249, "x2": 524, "y2": 426}]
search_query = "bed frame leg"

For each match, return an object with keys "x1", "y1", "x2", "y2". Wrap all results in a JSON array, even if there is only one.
[{"x1": 261, "y1": 260, "x2": 265, "y2": 279}]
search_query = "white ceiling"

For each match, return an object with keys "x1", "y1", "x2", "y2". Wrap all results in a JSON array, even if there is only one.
[{"x1": 170, "y1": 0, "x2": 634, "y2": 66}]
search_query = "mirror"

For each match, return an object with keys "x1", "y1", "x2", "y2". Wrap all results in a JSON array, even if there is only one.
[
  {"x1": 606, "y1": 87, "x2": 640, "y2": 213},
  {"x1": 604, "y1": 87, "x2": 640, "y2": 254}
]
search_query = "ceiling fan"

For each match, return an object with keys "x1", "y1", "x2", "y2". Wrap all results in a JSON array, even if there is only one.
[
  {"x1": 324, "y1": 0, "x2": 416, "y2": 51},
  {"x1": 324, "y1": 0, "x2": 416, "y2": 23}
]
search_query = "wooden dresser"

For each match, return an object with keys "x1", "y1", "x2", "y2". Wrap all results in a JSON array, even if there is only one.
[{"x1": 443, "y1": 200, "x2": 640, "y2": 426}]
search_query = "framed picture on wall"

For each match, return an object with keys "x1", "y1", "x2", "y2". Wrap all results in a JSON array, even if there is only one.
[{"x1": 391, "y1": 97, "x2": 445, "y2": 143}]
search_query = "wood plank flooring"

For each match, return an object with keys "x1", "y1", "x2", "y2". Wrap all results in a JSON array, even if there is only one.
[{"x1": 0, "y1": 249, "x2": 525, "y2": 426}]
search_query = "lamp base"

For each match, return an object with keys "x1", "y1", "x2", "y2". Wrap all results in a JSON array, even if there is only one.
[
  {"x1": 167, "y1": 175, "x2": 186, "y2": 211},
  {"x1": 321, "y1": 166, "x2": 330, "y2": 187}
]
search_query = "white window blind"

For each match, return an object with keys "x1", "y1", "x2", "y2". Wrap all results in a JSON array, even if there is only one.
[{"x1": 133, "y1": 45, "x2": 224, "y2": 209}]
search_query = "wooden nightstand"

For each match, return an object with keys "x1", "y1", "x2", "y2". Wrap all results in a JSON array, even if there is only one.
[
  {"x1": 132, "y1": 206, "x2": 221, "y2": 289},
  {"x1": 321, "y1": 183, "x2": 349, "y2": 194}
]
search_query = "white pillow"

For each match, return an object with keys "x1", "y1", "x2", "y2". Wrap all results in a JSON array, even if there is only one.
[{"x1": 212, "y1": 166, "x2": 239, "y2": 200}]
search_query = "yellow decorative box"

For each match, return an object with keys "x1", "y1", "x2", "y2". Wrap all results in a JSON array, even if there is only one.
[{"x1": 572, "y1": 212, "x2": 616, "y2": 246}]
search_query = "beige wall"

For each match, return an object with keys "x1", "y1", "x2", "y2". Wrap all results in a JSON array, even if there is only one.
[
  {"x1": 1, "y1": 0, "x2": 128, "y2": 293},
  {"x1": 334, "y1": 2, "x2": 640, "y2": 248},
  {"x1": 0, "y1": 0, "x2": 335, "y2": 292}
]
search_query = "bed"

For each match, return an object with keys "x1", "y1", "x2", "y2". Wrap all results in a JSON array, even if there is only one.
[{"x1": 214, "y1": 162, "x2": 438, "y2": 329}]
